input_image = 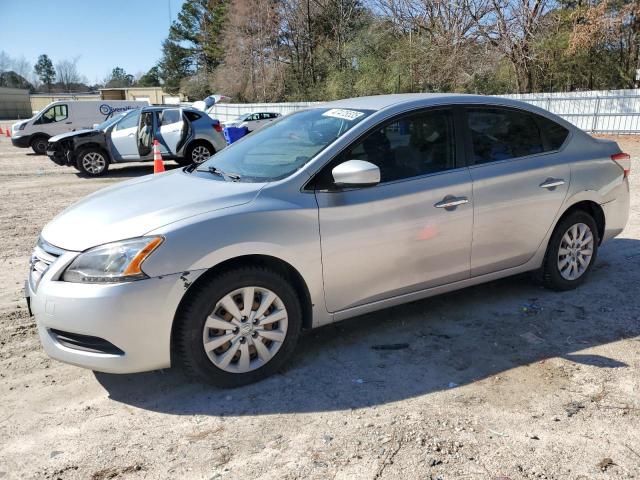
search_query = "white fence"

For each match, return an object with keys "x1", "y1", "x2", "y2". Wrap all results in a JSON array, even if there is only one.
[
  {"x1": 207, "y1": 101, "x2": 323, "y2": 122},
  {"x1": 203, "y1": 89, "x2": 640, "y2": 134},
  {"x1": 500, "y1": 89, "x2": 640, "y2": 134}
]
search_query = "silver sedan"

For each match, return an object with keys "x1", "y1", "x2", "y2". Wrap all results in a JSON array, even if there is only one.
[{"x1": 27, "y1": 94, "x2": 630, "y2": 386}]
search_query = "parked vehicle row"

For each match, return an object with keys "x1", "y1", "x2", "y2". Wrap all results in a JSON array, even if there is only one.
[
  {"x1": 222, "y1": 111, "x2": 280, "y2": 132},
  {"x1": 11, "y1": 100, "x2": 147, "y2": 154},
  {"x1": 26, "y1": 93, "x2": 630, "y2": 387}
]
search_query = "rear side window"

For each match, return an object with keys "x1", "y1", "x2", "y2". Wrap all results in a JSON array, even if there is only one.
[
  {"x1": 184, "y1": 111, "x2": 201, "y2": 121},
  {"x1": 467, "y1": 108, "x2": 544, "y2": 164},
  {"x1": 537, "y1": 115, "x2": 569, "y2": 150},
  {"x1": 160, "y1": 109, "x2": 182, "y2": 126}
]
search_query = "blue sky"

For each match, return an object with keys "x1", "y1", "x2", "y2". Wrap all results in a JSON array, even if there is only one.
[{"x1": 0, "y1": 0, "x2": 185, "y2": 84}]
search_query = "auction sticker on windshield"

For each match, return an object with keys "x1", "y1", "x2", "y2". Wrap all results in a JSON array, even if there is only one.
[{"x1": 322, "y1": 109, "x2": 365, "y2": 121}]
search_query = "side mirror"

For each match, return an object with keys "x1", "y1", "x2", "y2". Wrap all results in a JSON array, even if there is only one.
[{"x1": 332, "y1": 160, "x2": 381, "y2": 188}]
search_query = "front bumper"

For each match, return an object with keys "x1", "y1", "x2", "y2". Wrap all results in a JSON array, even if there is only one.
[
  {"x1": 11, "y1": 135, "x2": 31, "y2": 148},
  {"x1": 27, "y1": 248, "x2": 203, "y2": 373}
]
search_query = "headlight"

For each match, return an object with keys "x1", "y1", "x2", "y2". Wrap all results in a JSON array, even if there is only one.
[{"x1": 63, "y1": 237, "x2": 163, "y2": 283}]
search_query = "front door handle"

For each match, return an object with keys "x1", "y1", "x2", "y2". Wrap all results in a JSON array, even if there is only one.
[
  {"x1": 539, "y1": 178, "x2": 565, "y2": 189},
  {"x1": 435, "y1": 196, "x2": 469, "y2": 209}
]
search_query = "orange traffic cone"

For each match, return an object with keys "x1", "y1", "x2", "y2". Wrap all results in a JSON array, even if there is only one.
[
  {"x1": 153, "y1": 139, "x2": 165, "y2": 174},
  {"x1": 5, "y1": 126, "x2": 10, "y2": 138}
]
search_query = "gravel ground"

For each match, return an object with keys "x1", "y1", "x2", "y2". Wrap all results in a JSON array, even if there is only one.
[{"x1": 0, "y1": 131, "x2": 639, "y2": 480}]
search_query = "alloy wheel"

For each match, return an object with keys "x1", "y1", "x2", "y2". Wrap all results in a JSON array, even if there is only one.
[
  {"x1": 191, "y1": 145, "x2": 211, "y2": 164},
  {"x1": 81, "y1": 152, "x2": 106, "y2": 174},
  {"x1": 557, "y1": 222, "x2": 594, "y2": 281},
  {"x1": 202, "y1": 286, "x2": 288, "y2": 373}
]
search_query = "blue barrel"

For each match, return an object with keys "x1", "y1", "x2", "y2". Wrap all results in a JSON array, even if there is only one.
[{"x1": 224, "y1": 126, "x2": 249, "y2": 144}]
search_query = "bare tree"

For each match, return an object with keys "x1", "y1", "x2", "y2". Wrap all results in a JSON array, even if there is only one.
[
  {"x1": 375, "y1": 0, "x2": 496, "y2": 91},
  {"x1": 12, "y1": 55, "x2": 32, "y2": 80},
  {"x1": 56, "y1": 57, "x2": 82, "y2": 92},
  {"x1": 479, "y1": 0, "x2": 554, "y2": 93},
  {"x1": 0, "y1": 51, "x2": 12, "y2": 73},
  {"x1": 215, "y1": 0, "x2": 283, "y2": 101}
]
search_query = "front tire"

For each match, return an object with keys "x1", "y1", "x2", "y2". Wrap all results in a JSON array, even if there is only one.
[
  {"x1": 175, "y1": 266, "x2": 302, "y2": 387},
  {"x1": 540, "y1": 211, "x2": 599, "y2": 291},
  {"x1": 76, "y1": 148, "x2": 109, "y2": 177},
  {"x1": 30, "y1": 135, "x2": 49, "y2": 155}
]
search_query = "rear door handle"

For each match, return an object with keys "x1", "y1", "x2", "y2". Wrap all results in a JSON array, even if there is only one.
[
  {"x1": 435, "y1": 196, "x2": 469, "y2": 209},
  {"x1": 539, "y1": 178, "x2": 566, "y2": 189}
]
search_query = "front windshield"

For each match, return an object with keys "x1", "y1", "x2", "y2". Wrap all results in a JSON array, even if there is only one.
[
  {"x1": 95, "y1": 112, "x2": 127, "y2": 130},
  {"x1": 198, "y1": 107, "x2": 374, "y2": 182}
]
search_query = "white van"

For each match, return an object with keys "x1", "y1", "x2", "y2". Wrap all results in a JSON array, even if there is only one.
[{"x1": 11, "y1": 100, "x2": 148, "y2": 154}]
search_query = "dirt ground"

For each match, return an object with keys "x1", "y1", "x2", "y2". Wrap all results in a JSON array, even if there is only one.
[{"x1": 0, "y1": 130, "x2": 639, "y2": 480}]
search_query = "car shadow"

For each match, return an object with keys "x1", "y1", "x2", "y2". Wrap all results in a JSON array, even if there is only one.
[{"x1": 95, "y1": 237, "x2": 640, "y2": 416}]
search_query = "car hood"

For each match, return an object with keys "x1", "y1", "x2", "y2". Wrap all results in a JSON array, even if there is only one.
[
  {"x1": 49, "y1": 129, "x2": 98, "y2": 143},
  {"x1": 42, "y1": 169, "x2": 266, "y2": 251}
]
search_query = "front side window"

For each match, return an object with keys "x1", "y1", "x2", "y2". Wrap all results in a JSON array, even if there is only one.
[
  {"x1": 341, "y1": 109, "x2": 456, "y2": 183},
  {"x1": 197, "y1": 108, "x2": 373, "y2": 182},
  {"x1": 114, "y1": 109, "x2": 140, "y2": 131},
  {"x1": 467, "y1": 108, "x2": 544, "y2": 164},
  {"x1": 39, "y1": 104, "x2": 68, "y2": 124}
]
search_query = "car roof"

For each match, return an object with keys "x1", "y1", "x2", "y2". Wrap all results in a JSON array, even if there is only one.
[
  {"x1": 315, "y1": 93, "x2": 578, "y2": 131},
  {"x1": 318, "y1": 93, "x2": 539, "y2": 112}
]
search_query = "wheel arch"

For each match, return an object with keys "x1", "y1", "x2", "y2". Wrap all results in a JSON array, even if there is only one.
[
  {"x1": 170, "y1": 254, "x2": 313, "y2": 361},
  {"x1": 76, "y1": 142, "x2": 112, "y2": 162},
  {"x1": 30, "y1": 132, "x2": 50, "y2": 144},
  {"x1": 556, "y1": 200, "x2": 605, "y2": 244}
]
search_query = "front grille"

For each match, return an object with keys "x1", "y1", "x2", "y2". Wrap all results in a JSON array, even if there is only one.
[
  {"x1": 29, "y1": 239, "x2": 65, "y2": 291},
  {"x1": 49, "y1": 329, "x2": 124, "y2": 355}
]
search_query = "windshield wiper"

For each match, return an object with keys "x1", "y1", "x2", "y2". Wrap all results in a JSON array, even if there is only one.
[{"x1": 197, "y1": 165, "x2": 241, "y2": 181}]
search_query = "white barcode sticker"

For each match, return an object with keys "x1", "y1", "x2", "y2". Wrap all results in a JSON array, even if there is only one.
[{"x1": 322, "y1": 108, "x2": 365, "y2": 121}]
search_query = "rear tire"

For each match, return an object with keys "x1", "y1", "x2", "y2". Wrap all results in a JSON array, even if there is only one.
[
  {"x1": 177, "y1": 141, "x2": 214, "y2": 166},
  {"x1": 76, "y1": 147, "x2": 109, "y2": 177},
  {"x1": 175, "y1": 266, "x2": 302, "y2": 387},
  {"x1": 539, "y1": 211, "x2": 599, "y2": 291},
  {"x1": 30, "y1": 135, "x2": 49, "y2": 155}
]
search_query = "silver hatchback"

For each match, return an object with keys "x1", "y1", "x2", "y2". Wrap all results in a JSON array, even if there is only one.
[{"x1": 28, "y1": 94, "x2": 630, "y2": 386}]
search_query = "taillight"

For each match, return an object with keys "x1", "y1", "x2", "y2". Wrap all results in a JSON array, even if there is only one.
[
  {"x1": 213, "y1": 123, "x2": 222, "y2": 133},
  {"x1": 612, "y1": 152, "x2": 631, "y2": 178}
]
